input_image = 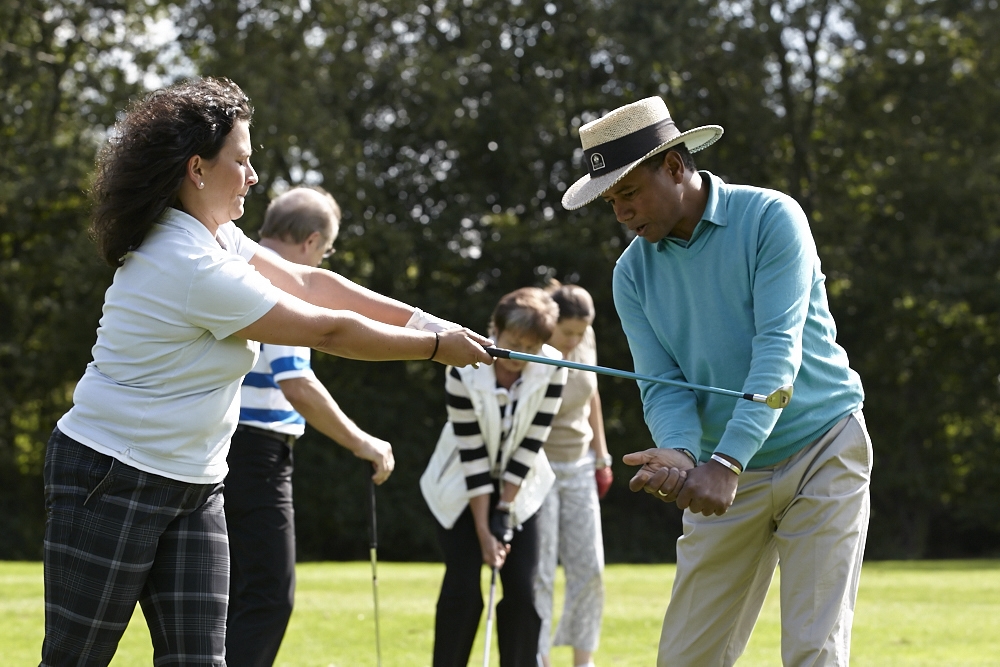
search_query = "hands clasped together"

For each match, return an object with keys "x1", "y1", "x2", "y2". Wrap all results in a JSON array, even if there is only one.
[
  {"x1": 623, "y1": 448, "x2": 741, "y2": 516},
  {"x1": 477, "y1": 505, "x2": 513, "y2": 569}
]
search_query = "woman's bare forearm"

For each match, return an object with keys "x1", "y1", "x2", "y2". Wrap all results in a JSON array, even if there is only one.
[
  {"x1": 237, "y1": 300, "x2": 429, "y2": 359},
  {"x1": 250, "y1": 250, "x2": 414, "y2": 325},
  {"x1": 235, "y1": 294, "x2": 494, "y2": 367}
]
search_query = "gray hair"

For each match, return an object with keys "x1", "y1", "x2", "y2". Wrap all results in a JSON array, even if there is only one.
[{"x1": 260, "y1": 186, "x2": 341, "y2": 243}]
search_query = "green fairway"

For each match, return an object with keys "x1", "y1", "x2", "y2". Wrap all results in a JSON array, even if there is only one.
[{"x1": 2, "y1": 560, "x2": 998, "y2": 665}]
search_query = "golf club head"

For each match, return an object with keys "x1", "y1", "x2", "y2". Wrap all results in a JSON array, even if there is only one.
[{"x1": 765, "y1": 384, "x2": 794, "y2": 409}]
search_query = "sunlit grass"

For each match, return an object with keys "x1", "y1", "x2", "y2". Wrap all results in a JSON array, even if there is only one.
[{"x1": 2, "y1": 560, "x2": 998, "y2": 665}]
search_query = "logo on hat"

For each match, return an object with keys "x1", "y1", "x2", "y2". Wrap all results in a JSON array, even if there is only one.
[{"x1": 590, "y1": 153, "x2": 606, "y2": 172}]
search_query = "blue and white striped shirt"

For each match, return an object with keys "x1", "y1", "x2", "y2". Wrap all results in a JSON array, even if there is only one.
[{"x1": 238, "y1": 344, "x2": 314, "y2": 437}]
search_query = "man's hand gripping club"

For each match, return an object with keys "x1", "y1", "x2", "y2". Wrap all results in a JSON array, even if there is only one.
[{"x1": 623, "y1": 448, "x2": 742, "y2": 516}]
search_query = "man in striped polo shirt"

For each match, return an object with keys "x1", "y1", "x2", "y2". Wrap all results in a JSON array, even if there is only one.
[{"x1": 225, "y1": 186, "x2": 394, "y2": 667}]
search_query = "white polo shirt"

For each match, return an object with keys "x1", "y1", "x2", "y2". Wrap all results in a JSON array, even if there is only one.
[{"x1": 58, "y1": 208, "x2": 281, "y2": 483}]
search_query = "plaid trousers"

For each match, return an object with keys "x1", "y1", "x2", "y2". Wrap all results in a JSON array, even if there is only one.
[{"x1": 41, "y1": 428, "x2": 229, "y2": 667}]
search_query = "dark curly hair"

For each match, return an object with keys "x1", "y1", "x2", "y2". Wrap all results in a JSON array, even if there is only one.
[{"x1": 89, "y1": 77, "x2": 254, "y2": 267}]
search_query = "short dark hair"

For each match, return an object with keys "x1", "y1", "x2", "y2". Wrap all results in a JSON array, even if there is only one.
[
  {"x1": 641, "y1": 142, "x2": 697, "y2": 172},
  {"x1": 545, "y1": 280, "x2": 595, "y2": 322},
  {"x1": 260, "y1": 186, "x2": 341, "y2": 243},
  {"x1": 89, "y1": 77, "x2": 254, "y2": 266},
  {"x1": 490, "y1": 287, "x2": 559, "y2": 342}
]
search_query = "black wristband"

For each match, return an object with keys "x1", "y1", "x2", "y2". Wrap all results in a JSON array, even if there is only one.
[
  {"x1": 676, "y1": 448, "x2": 698, "y2": 465},
  {"x1": 429, "y1": 331, "x2": 440, "y2": 360}
]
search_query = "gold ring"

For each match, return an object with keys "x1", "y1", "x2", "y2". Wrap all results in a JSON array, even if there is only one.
[
  {"x1": 657, "y1": 490, "x2": 669, "y2": 497},
  {"x1": 472, "y1": 362, "x2": 480, "y2": 369}
]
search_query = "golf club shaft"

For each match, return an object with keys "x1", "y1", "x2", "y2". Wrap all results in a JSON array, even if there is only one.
[
  {"x1": 482, "y1": 566, "x2": 498, "y2": 667},
  {"x1": 368, "y1": 475, "x2": 382, "y2": 667},
  {"x1": 485, "y1": 347, "x2": 771, "y2": 404}
]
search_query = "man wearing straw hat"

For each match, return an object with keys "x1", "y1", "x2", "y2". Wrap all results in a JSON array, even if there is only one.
[{"x1": 562, "y1": 97, "x2": 872, "y2": 666}]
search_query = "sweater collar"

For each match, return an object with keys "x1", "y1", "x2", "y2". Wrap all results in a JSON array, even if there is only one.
[{"x1": 657, "y1": 170, "x2": 727, "y2": 251}]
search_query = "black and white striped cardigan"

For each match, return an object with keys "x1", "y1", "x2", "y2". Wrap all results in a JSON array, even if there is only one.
[{"x1": 445, "y1": 353, "x2": 567, "y2": 499}]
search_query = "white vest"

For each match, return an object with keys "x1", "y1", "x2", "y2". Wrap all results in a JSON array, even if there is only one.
[{"x1": 420, "y1": 345, "x2": 561, "y2": 529}]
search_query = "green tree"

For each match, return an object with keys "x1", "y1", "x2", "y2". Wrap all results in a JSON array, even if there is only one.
[
  {"x1": 162, "y1": 0, "x2": 659, "y2": 560},
  {"x1": 607, "y1": 0, "x2": 1000, "y2": 557},
  {"x1": 819, "y1": 0, "x2": 1000, "y2": 557},
  {"x1": 3, "y1": 0, "x2": 998, "y2": 562},
  {"x1": 0, "y1": 0, "x2": 170, "y2": 557}
]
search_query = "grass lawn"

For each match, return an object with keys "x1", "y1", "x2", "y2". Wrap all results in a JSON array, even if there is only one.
[{"x1": 2, "y1": 560, "x2": 999, "y2": 665}]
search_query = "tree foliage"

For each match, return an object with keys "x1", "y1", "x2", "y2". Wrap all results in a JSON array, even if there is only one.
[
  {"x1": 0, "y1": 0, "x2": 153, "y2": 557},
  {"x1": 1, "y1": 0, "x2": 998, "y2": 560}
]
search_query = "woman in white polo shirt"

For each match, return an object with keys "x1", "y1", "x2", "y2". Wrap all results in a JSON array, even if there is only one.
[{"x1": 41, "y1": 76, "x2": 493, "y2": 666}]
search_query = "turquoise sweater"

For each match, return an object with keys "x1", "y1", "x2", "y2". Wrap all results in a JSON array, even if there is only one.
[{"x1": 612, "y1": 172, "x2": 864, "y2": 468}]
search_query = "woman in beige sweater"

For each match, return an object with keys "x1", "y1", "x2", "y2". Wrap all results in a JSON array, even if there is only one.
[{"x1": 534, "y1": 283, "x2": 612, "y2": 667}]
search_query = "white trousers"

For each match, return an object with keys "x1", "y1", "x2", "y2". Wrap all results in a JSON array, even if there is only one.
[
  {"x1": 533, "y1": 456, "x2": 605, "y2": 656},
  {"x1": 659, "y1": 411, "x2": 873, "y2": 667}
]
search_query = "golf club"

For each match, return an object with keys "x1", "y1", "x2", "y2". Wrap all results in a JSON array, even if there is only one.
[
  {"x1": 482, "y1": 566, "x2": 498, "y2": 667},
  {"x1": 482, "y1": 511, "x2": 512, "y2": 667},
  {"x1": 367, "y1": 474, "x2": 382, "y2": 667},
  {"x1": 484, "y1": 347, "x2": 793, "y2": 409}
]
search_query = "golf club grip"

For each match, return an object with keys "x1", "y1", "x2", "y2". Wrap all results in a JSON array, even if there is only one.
[{"x1": 483, "y1": 346, "x2": 510, "y2": 359}]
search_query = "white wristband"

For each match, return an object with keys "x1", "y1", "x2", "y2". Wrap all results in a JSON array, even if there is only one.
[
  {"x1": 405, "y1": 308, "x2": 460, "y2": 333},
  {"x1": 710, "y1": 453, "x2": 742, "y2": 476}
]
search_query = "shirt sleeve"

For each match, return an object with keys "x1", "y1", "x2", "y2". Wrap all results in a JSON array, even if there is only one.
[
  {"x1": 502, "y1": 367, "x2": 567, "y2": 487},
  {"x1": 445, "y1": 367, "x2": 494, "y2": 498},
  {"x1": 217, "y1": 221, "x2": 260, "y2": 260},
  {"x1": 264, "y1": 344, "x2": 314, "y2": 382},
  {"x1": 612, "y1": 265, "x2": 703, "y2": 459},
  {"x1": 186, "y1": 251, "x2": 280, "y2": 341},
  {"x1": 713, "y1": 196, "x2": 813, "y2": 466}
]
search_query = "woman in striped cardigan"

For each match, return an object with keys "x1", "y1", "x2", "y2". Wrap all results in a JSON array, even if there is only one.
[{"x1": 421, "y1": 287, "x2": 568, "y2": 667}]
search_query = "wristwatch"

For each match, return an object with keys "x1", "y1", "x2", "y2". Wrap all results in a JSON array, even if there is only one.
[{"x1": 595, "y1": 454, "x2": 613, "y2": 469}]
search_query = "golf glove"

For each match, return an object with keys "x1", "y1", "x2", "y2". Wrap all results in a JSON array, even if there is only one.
[
  {"x1": 595, "y1": 466, "x2": 613, "y2": 499},
  {"x1": 490, "y1": 507, "x2": 514, "y2": 545}
]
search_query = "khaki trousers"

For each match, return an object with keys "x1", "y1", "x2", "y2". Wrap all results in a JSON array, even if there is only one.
[{"x1": 659, "y1": 411, "x2": 872, "y2": 667}]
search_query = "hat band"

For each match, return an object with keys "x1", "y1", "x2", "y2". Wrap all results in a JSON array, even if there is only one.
[{"x1": 583, "y1": 118, "x2": 679, "y2": 176}]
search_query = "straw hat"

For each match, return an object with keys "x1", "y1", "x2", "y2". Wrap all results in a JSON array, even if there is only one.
[{"x1": 561, "y1": 97, "x2": 723, "y2": 210}]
